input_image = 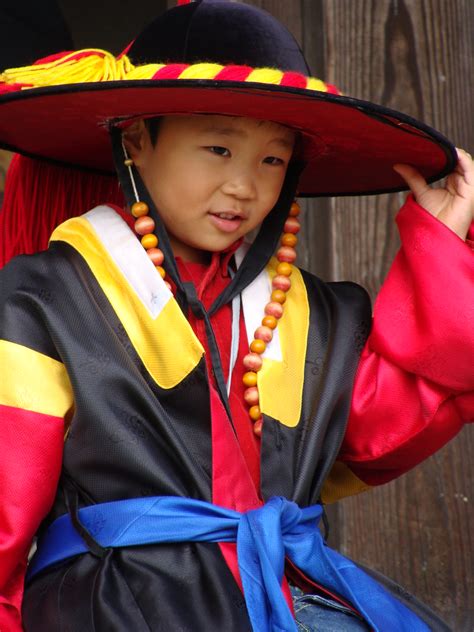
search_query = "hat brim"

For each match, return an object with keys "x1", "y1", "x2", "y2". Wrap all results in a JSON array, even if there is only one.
[{"x1": 0, "y1": 79, "x2": 456, "y2": 197}]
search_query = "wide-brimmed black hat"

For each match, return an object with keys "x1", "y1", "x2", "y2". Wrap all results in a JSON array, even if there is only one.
[{"x1": 0, "y1": 0, "x2": 456, "y2": 197}]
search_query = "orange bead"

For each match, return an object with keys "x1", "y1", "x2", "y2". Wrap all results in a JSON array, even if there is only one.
[
  {"x1": 253, "y1": 418, "x2": 263, "y2": 437},
  {"x1": 249, "y1": 405, "x2": 261, "y2": 421},
  {"x1": 254, "y1": 326, "x2": 273, "y2": 343},
  {"x1": 156, "y1": 266, "x2": 166, "y2": 278},
  {"x1": 243, "y1": 371, "x2": 258, "y2": 387},
  {"x1": 277, "y1": 246, "x2": 297, "y2": 263},
  {"x1": 276, "y1": 262, "x2": 292, "y2": 276},
  {"x1": 131, "y1": 201, "x2": 149, "y2": 218},
  {"x1": 164, "y1": 281, "x2": 172, "y2": 291},
  {"x1": 262, "y1": 315, "x2": 278, "y2": 329},
  {"x1": 250, "y1": 339, "x2": 266, "y2": 354},
  {"x1": 243, "y1": 352, "x2": 263, "y2": 372},
  {"x1": 289, "y1": 201, "x2": 301, "y2": 217},
  {"x1": 244, "y1": 386, "x2": 259, "y2": 406},
  {"x1": 281, "y1": 233, "x2": 298, "y2": 247},
  {"x1": 147, "y1": 247, "x2": 164, "y2": 265},
  {"x1": 271, "y1": 289, "x2": 286, "y2": 304},
  {"x1": 134, "y1": 216, "x2": 156, "y2": 235},
  {"x1": 264, "y1": 301, "x2": 284, "y2": 319},
  {"x1": 284, "y1": 217, "x2": 301, "y2": 234},
  {"x1": 272, "y1": 275, "x2": 291, "y2": 292},
  {"x1": 141, "y1": 233, "x2": 158, "y2": 249}
]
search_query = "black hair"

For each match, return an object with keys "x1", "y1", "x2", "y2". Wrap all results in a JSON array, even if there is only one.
[{"x1": 145, "y1": 117, "x2": 162, "y2": 146}]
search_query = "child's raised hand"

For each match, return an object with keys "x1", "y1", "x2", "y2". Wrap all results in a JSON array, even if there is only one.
[{"x1": 393, "y1": 148, "x2": 474, "y2": 240}]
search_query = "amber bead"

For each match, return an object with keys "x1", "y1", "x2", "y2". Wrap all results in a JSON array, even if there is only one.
[
  {"x1": 253, "y1": 418, "x2": 263, "y2": 437},
  {"x1": 249, "y1": 405, "x2": 261, "y2": 421},
  {"x1": 254, "y1": 326, "x2": 273, "y2": 343},
  {"x1": 243, "y1": 371, "x2": 258, "y2": 387},
  {"x1": 131, "y1": 201, "x2": 149, "y2": 218},
  {"x1": 277, "y1": 246, "x2": 296, "y2": 263},
  {"x1": 271, "y1": 289, "x2": 286, "y2": 304},
  {"x1": 264, "y1": 301, "x2": 284, "y2": 319},
  {"x1": 124, "y1": 158, "x2": 134, "y2": 167},
  {"x1": 250, "y1": 339, "x2": 266, "y2": 354},
  {"x1": 141, "y1": 233, "x2": 158, "y2": 249},
  {"x1": 281, "y1": 233, "x2": 298, "y2": 247},
  {"x1": 135, "y1": 216, "x2": 156, "y2": 235},
  {"x1": 272, "y1": 275, "x2": 291, "y2": 292},
  {"x1": 289, "y1": 202, "x2": 300, "y2": 217},
  {"x1": 243, "y1": 352, "x2": 263, "y2": 372},
  {"x1": 147, "y1": 247, "x2": 164, "y2": 265},
  {"x1": 244, "y1": 386, "x2": 259, "y2": 406},
  {"x1": 156, "y1": 266, "x2": 166, "y2": 278},
  {"x1": 284, "y1": 217, "x2": 301, "y2": 234},
  {"x1": 262, "y1": 315, "x2": 278, "y2": 329},
  {"x1": 276, "y1": 262, "x2": 292, "y2": 277}
]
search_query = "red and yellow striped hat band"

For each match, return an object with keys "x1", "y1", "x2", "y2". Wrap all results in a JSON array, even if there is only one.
[{"x1": 0, "y1": 49, "x2": 340, "y2": 95}]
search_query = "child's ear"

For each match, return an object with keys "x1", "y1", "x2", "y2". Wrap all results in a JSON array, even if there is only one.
[{"x1": 122, "y1": 119, "x2": 149, "y2": 164}]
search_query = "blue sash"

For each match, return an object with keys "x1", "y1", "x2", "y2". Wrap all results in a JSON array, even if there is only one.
[{"x1": 28, "y1": 496, "x2": 429, "y2": 632}]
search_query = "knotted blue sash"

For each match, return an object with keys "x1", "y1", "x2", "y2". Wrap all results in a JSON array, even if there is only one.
[{"x1": 28, "y1": 496, "x2": 429, "y2": 632}]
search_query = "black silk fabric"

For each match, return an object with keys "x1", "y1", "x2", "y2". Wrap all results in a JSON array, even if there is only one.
[
  {"x1": 0, "y1": 238, "x2": 372, "y2": 630},
  {"x1": 127, "y1": 0, "x2": 311, "y2": 75},
  {"x1": 2, "y1": 237, "x2": 452, "y2": 631}
]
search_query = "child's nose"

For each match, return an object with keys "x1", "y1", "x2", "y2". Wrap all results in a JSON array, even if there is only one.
[{"x1": 221, "y1": 170, "x2": 257, "y2": 200}]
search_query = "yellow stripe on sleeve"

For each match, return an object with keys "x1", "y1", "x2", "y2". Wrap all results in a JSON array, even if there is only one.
[
  {"x1": 0, "y1": 339, "x2": 73, "y2": 417},
  {"x1": 320, "y1": 461, "x2": 371, "y2": 504}
]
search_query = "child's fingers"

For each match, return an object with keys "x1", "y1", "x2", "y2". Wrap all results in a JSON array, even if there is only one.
[
  {"x1": 455, "y1": 148, "x2": 474, "y2": 186},
  {"x1": 393, "y1": 163, "x2": 429, "y2": 198}
]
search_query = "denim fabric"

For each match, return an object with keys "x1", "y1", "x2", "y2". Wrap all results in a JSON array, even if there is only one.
[{"x1": 290, "y1": 585, "x2": 371, "y2": 632}]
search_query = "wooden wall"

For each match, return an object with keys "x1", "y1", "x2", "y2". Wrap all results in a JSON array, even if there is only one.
[{"x1": 1, "y1": 0, "x2": 472, "y2": 628}]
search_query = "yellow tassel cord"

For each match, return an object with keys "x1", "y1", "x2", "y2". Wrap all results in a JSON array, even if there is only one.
[
  {"x1": 125, "y1": 63, "x2": 165, "y2": 80},
  {"x1": 0, "y1": 50, "x2": 332, "y2": 94},
  {"x1": 246, "y1": 68, "x2": 283, "y2": 85},
  {"x1": 179, "y1": 63, "x2": 225, "y2": 80},
  {"x1": 0, "y1": 50, "x2": 134, "y2": 87}
]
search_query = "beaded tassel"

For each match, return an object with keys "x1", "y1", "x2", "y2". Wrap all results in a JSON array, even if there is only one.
[
  {"x1": 242, "y1": 201, "x2": 301, "y2": 437},
  {"x1": 131, "y1": 200, "x2": 171, "y2": 288}
]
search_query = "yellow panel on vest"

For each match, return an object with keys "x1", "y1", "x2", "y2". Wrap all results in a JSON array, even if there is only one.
[
  {"x1": 258, "y1": 259, "x2": 309, "y2": 427},
  {"x1": 0, "y1": 339, "x2": 73, "y2": 417},
  {"x1": 51, "y1": 217, "x2": 204, "y2": 390}
]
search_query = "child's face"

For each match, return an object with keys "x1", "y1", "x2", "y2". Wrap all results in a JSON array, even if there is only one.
[{"x1": 126, "y1": 114, "x2": 295, "y2": 263}]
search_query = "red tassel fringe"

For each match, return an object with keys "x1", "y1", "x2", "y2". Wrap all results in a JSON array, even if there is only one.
[{"x1": 0, "y1": 155, "x2": 125, "y2": 268}]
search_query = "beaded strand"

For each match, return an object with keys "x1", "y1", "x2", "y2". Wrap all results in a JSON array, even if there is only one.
[
  {"x1": 130, "y1": 199, "x2": 173, "y2": 290},
  {"x1": 242, "y1": 201, "x2": 300, "y2": 437}
]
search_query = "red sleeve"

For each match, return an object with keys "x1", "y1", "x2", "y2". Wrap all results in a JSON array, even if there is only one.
[
  {"x1": 340, "y1": 196, "x2": 474, "y2": 485},
  {"x1": 0, "y1": 405, "x2": 64, "y2": 631}
]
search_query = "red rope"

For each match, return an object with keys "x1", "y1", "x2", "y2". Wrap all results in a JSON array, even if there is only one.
[
  {"x1": 0, "y1": 155, "x2": 125, "y2": 267},
  {"x1": 177, "y1": 1, "x2": 193, "y2": 5}
]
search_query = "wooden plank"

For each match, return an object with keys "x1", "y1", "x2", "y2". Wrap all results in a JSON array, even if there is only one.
[{"x1": 0, "y1": 151, "x2": 13, "y2": 206}]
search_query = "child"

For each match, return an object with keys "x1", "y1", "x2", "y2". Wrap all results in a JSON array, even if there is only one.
[{"x1": 0, "y1": 1, "x2": 472, "y2": 630}]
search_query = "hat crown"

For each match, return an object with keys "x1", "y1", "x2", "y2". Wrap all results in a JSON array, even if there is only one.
[{"x1": 128, "y1": 0, "x2": 310, "y2": 75}]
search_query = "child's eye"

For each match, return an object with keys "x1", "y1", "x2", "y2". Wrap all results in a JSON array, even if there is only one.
[
  {"x1": 263, "y1": 156, "x2": 285, "y2": 166},
  {"x1": 207, "y1": 146, "x2": 231, "y2": 157}
]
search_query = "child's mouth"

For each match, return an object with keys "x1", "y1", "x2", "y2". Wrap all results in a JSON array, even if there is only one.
[{"x1": 209, "y1": 212, "x2": 244, "y2": 233}]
